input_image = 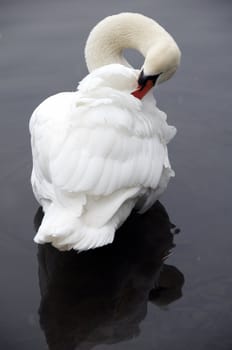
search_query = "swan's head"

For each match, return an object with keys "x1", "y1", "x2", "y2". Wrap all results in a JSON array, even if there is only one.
[
  {"x1": 132, "y1": 40, "x2": 181, "y2": 99},
  {"x1": 85, "y1": 13, "x2": 181, "y2": 100}
]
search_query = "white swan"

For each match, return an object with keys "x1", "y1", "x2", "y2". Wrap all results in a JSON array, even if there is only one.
[{"x1": 30, "y1": 13, "x2": 181, "y2": 251}]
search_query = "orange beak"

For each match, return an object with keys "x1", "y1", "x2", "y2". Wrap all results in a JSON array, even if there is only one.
[{"x1": 131, "y1": 80, "x2": 154, "y2": 100}]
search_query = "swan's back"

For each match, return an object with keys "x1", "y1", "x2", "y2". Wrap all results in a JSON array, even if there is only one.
[{"x1": 30, "y1": 65, "x2": 176, "y2": 251}]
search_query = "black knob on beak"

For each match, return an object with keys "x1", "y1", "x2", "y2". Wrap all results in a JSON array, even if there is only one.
[
  {"x1": 138, "y1": 70, "x2": 161, "y2": 88},
  {"x1": 131, "y1": 70, "x2": 162, "y2": 100}
]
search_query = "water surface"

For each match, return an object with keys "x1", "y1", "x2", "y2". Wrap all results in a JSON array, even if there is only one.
[{"x1": 0, "y1": 0, "x2": 232, "y2": 349}]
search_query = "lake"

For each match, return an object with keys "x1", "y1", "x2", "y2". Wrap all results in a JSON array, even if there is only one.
[{"x1": 0, "y1": 0, "x2": 232, "y2": 349}]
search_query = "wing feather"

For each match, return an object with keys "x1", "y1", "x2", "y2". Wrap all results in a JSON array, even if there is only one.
[{"x1": 31, "y1": 91, "x2": 173, "y2": 201}]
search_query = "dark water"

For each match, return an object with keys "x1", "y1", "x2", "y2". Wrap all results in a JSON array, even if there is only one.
[{"x1": 0, "y1": 0, "x2": 232, "y2": 349}]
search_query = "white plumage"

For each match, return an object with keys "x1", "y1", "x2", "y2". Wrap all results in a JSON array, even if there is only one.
[{"x1": 30, "y1": 13, "x2": 180, "y2": 251}]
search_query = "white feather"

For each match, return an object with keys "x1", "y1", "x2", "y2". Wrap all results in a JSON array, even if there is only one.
[{"x1": 30, "y1": 64, "x2": 176, "y2": 251}]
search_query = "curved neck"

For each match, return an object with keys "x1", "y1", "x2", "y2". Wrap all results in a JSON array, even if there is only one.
[{"x1": 85, "y1": 13, "x2": 171, "y2": 73}]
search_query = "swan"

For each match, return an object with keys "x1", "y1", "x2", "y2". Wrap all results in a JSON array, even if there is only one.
[{"x1": 30, "y1": 12, "x2": 181, "y2": 251}]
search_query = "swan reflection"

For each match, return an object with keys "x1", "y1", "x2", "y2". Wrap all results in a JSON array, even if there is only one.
[{"x1": 35, "y1": 201, "x2": 184, "y2": 350}]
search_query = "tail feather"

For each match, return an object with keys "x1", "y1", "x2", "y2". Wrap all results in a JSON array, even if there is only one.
[
  {"x1": 34, "y1": 196, "x2": 136, "y2": 251},
  {"x1": 34, "y1": 203, "x2": 116, "y2": 251}
]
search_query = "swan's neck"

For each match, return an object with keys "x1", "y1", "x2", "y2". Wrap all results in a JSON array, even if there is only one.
[{"x1": 85, "y1": 13, "x2": 172, "y2": 73}]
